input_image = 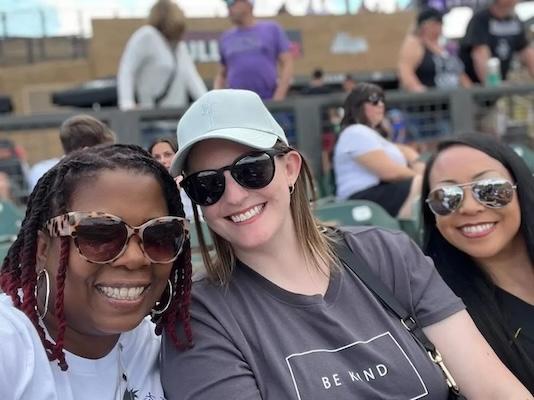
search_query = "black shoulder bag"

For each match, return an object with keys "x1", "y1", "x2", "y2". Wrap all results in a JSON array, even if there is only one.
[{"x1": 335, "y1": 239, "x2": 467, "y2": 400}]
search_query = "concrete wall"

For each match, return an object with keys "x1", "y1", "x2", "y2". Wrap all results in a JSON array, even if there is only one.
[
  {"x1": 90, "y1": 12, "x2": 414, "y2": 79},
  {"x1": 0, "y1": 59, "x2": 91, "y2": 114}
]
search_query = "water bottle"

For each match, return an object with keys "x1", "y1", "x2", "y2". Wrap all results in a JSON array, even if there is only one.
[{"x1": 485, "y1": 57, "x2": 502, "y2": 87}]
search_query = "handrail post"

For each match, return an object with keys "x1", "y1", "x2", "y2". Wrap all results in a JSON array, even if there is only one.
[
  {"x1": 449, "y1": 88, "x2": 476, "y2": 134},
  {"x1": 293, "y1": 96, "x2": 324, "y2": 180}
]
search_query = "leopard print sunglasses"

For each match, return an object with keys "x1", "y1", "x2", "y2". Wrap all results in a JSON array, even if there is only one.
[{"x1": 44, "y1": 212, "x2": 189, "y2": 264}]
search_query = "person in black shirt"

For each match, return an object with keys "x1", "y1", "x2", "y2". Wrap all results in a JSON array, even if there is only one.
[
  {"x1": 422, "y1": 134, "x2": 534, "y2": 392},
  {"x1": 301, "y1": 68, "x2": 334, "y2": 95},
  {"x1": 398, "y1": 8, "x2": 471, "y2": 140},
  {"x1": 399, "y1": 7, "x2": 471, "y2": 92},
  {"x1": 460, "y1": 0, "x2": 534, "y2": 84}
]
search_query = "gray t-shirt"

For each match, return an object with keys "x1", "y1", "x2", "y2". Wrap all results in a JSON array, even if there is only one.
[{"x1": 162, "y1": 227, "x2": 465, "y2": 399}]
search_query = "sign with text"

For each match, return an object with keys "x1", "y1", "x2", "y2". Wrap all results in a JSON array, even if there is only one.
[
  {"x1": 183, "y1": 29, "x2": 303, "y2": 64},
  {"x1": 286, "y1": 332, "x2": 428, "y2": 400}
]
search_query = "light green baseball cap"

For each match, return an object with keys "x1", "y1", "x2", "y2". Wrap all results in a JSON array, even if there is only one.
[{"x1": 170, "y1": 89, "x2": 287, "y2": 177}]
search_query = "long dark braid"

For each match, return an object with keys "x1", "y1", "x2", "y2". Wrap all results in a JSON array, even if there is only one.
[{"x1": 0, "y1": 144, "x2": 193, "y2": 370}]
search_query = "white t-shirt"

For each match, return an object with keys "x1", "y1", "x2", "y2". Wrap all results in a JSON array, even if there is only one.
[
  {"x1": 333, "y1": 124, "x2": 407, "y2": 200},
  {"x1": 0, "y1": 294, "x2": 166, "y2": 400},
  {"x1": 117, "y1": 25, "x2": 207, "y2": 110},
  {"x1": 29, "y1": 158, "x2": 61, "y2": 191}
]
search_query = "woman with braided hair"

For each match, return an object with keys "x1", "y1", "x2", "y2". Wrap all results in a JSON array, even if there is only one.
[{"x1": 0, "y1": 144, "x2": 192, "y2": 399}]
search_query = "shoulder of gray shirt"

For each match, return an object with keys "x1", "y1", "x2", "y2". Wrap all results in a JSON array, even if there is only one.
[{"x1": 191, "y1": 225, "x2": 415, "y2": 287}]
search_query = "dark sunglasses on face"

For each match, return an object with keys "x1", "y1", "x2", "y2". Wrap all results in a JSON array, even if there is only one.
[
  {"x1": 366, "y1": 93, "x2": 385, "y2": 106},
  {"x1": 426, "y1": 178, "x2": 517, "y2": 216},
  {"x1": 182, "y1": 149, "x2": 288, "y2": 207},
  {"x1": 44, "y1": 212, "x2": 189, "y2": 264}
]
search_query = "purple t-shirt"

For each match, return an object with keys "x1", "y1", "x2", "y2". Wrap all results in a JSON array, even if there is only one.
[{"x1": 219, "y1": 21, "x2": 290, "y2": 100}]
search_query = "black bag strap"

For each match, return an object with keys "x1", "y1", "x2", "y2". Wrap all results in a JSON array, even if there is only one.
[
  {"x1": 334, "y1": 237, "x2": 463, "y2": 397},
  {"x1": 335, "y1": 239, "x2": 435, "y2": 352},
  {"x1": 154, "y1": 44, "x2": 178, "y2": 106}
]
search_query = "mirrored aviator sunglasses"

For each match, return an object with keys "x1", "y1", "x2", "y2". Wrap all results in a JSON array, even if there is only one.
[
  {"x1": 426, "y1": 178, "x2": 517, "y2": 216},
  {"x1": 182, "y1": 149, "x2": 287, "y2": 207},
  {"x1": 44, "y1": 212, "x2": 189, "y2": 264}
]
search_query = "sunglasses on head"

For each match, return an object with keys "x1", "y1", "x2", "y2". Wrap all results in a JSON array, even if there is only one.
[
  {"x1": 426, "y1": 178, "x2": 516, "y2": 216},
  {"x1": 366, "y1": 93, "x2": 385, "y2": 106},
  {"x1": 45, "y1": 212, "x2": 189, "y2": 264},
  {"x1": 182, "y1": 149, "x2": 288, "y2": 207}
]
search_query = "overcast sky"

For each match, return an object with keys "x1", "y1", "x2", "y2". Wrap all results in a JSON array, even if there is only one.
[
  {"x1": 0, "y1": 0, "x2": 413, "y2": 37},
  {"x1": 1, "y1": 0, "x2": 532, "y2": 38}
]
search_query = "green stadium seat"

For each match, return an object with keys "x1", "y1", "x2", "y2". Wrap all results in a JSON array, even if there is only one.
[
  {"x1": 189, "y1": 220, "x2": 213, "y2": 250},
  {"x1": 0, "y1": 200, "x2": 24, "y2": 238},
  {"x1": 416, "y1": 151, "x2": 433, "y2": 163},
  {"x1": 511, "y1": 144, "x2": 534, "y2": 172},
  {"x1": 313, "y1": 195, "x2": 336, "y2": 208},
  {"x1": 0, "y1": 200, "x2": 24, "y2": 264},
  {"x1": 0, "y1": 241, "x2": 11, "y2": 264},
  {"x1": 314, "y1": 200, "x2": 401, "y2": 231},
  {"x1": 398, "y1": 197, "x2": 423, "y2": 245},
  {"x1": 318, "y1": 172, "x2": 336, "y2": 198},
  {"x1": 189, "y1": 220, "x2": 214, "y2": 275}
]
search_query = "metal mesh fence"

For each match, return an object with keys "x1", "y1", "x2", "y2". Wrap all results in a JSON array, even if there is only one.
[
  {"x1": 473, "y1": 91, "x2": 534, "y2": 139},
  {"x1": 2, "y1": 85, "x2": 534, "y2": 206}
]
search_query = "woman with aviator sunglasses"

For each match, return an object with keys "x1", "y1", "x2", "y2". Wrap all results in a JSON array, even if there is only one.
[
  {"x1": 422, "y1": 134, "x2": 534, "y2": 392},
  {"x1": 333, "y1": 82, "x2": 424, "y2": 218},
  {"x1": 161, "y1": 89, "x2": 531, "y2": 399},
  {"x1": 0, "y1": 144, "x2": 193, "y2": 399}
]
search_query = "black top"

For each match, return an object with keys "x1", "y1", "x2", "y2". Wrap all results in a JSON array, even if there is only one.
[
  {"x1": 415, "y1": 45, "x2": 464, "y2": 88},
  {"x1": 460, "y1": 8, "x2": 528, "y2": 83},
  {"x1": 495, "y1": 286, "x2": 534, "y2": 363}
]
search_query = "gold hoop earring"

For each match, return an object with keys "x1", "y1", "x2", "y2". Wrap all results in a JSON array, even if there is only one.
[
  {"x1": 151, "y1": 279, "x2": 173, "y2": 319},
  {"x1": 289, "y1": 185, "x2": 295, "y2": 195},
  {"x1": 35, "y1": 269, "x2": 50, "y2": 320}
]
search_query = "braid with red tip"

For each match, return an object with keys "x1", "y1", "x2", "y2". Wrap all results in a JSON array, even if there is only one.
[{"x1": 0, "y1": 143, "x2": 193, "y2": 370}]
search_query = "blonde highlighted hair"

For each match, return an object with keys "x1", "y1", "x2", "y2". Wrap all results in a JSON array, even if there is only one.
[
  {"x1": 148, "y1": 0, "x2": 186, "y2": 42},
  {"x1": 191, "y1": 141, "x2": 338, "y2": 285}
]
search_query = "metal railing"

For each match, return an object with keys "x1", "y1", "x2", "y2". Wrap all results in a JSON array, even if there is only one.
[{"x1": 0, "y1": 84, "x2": 533, "y2": 204}]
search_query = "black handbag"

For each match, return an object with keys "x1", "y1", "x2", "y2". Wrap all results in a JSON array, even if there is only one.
[{"x1": 335, "y1": 239, "x2": 467, "y2": 400}]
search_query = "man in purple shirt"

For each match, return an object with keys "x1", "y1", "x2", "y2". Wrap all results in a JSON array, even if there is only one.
[{"x1": 214, "y1": 0, "x2": 294, "y2": 100}]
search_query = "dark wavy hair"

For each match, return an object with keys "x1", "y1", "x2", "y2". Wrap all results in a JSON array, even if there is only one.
[
  {"x1": 421, "y1": 134, "x2": 534, "y2": 391},
  {"x1": 0, "y1": 144, "x2": 193, "y2": 371},
  {"x1": 340, "y1": 82, "x2": 384, "y2": 129}
]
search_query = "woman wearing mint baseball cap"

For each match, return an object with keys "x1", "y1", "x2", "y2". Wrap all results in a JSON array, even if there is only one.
[{"x1": 161, "y1": 89, "x2": 531, "y2": 399}]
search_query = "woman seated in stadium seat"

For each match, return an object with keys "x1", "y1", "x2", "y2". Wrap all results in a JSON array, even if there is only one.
[
  {"x1": 160, "y1": 89, "x2": 531, "y2": 400},
  {"x1": 422, "y1": 134, "x2": 534, "y2": 392},
  {"x1": 0, "y1": 144, "x2": 192, "y2": 399},
  {"x1": 333, "y1": 82, "x2": 423, "y2": 218}
]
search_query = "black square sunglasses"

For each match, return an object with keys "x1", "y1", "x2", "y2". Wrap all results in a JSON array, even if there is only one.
[{"x1": 182, "y1": 149, "x2": 289, "y2": 206}]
